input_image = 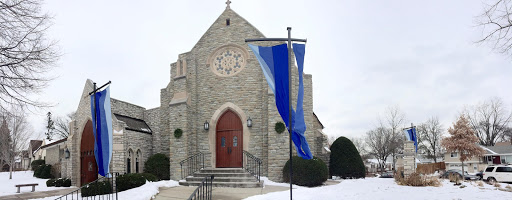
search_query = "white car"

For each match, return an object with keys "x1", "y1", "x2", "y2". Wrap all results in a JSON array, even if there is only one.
[{"x1": 483, "y1": 165, "x2": 512, "y2": 183}]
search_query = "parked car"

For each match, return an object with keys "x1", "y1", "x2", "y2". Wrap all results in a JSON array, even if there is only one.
[
  {"x1": 475, "y1": 171, "x2": 483, "y2": 180},
  {"x1": 379, "y1": 171, "x2": 393, "y2": 178},
  {"x1": 440, "y1": 169, "x2": 479, "y2": 180},
  {"x1": 483, "y1": 165, "x2": 512, "y2": 184}
]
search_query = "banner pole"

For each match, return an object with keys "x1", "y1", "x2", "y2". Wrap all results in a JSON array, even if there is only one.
[{"x1": 287, "y1": 27, "x2": 293, "y2": 200}]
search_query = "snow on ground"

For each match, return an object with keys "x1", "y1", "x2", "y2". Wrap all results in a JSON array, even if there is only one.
[
  {"x1": 260, "y1": 177, "x2": 301, "y2": 189},
  {"x1": 0, "y1": 171, "x2": 73, "y2": 197},
  {"x1": 31, "y1": 180, "x2": 179, "y2": 200},
  {"x1": 244, "y1": 178, "x2": 512, "y2": 200}
]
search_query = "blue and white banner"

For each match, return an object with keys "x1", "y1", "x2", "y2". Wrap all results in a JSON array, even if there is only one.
[
  {"x1": 91, "y1": 86, "x2": 113, "y2": 177},
  {"x1": 248, "y1": 43, "x2": 313, "y2": 160},
  {"x1": 403, "y1": 127, "x2": 418, "y2": 153}
]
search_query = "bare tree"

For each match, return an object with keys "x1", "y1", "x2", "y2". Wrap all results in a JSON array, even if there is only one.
[
  {"x1": 45, "y1": 111, "x2": 73, "y2": 140},
  {"x1": 379, "y1": 106, "x2": 406, "y2": 171},
  {"x1": 365, "y1": 127, "x2": 395, "y2": 172},
  {"x1": 0, "y1": 107, "x2": 31, "y2": 179},
  {"x1": 464, "y1": 97, "x2": 512, "y2": 146},
  {"x1": 442, "y1": 115, "x2": 485, "y2": 179},
  {"x1": 417, "y1": 116, "x2": 444, "y2": 163},
  {"x1": 350, "y1": 137, "x2": 371, "y2": 161},
  {"x1": 0, "y1": 0, "x2": 59, "y2": 110},
  {"x1": 475, "y1": 0, "x2": 512, "y2": 55}
]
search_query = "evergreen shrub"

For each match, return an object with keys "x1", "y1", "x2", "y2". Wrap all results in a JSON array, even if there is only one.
[
  {"x1": 143, "y1": 153, "x2": 170, "y2": 180},
  {"x1": 329, "y1": 137, "x2": 365, "y2": 179},
  {"x1": 282, "y1": 156, "x2": 328, "y2": 187},
  {"x1": 46, "y1": 179, "x2": 56, "y2": 187},
  {"x1": 116, "y1": 173, "x2": 155, "y2": 192},
  {"x1": 31, "y1": 159, "x2": 45, "y2": 171},
  {"x1": 81, "y1": 181, "x2": 112, "y2": 197}
]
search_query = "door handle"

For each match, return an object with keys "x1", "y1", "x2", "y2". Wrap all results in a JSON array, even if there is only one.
[{"x1": 228, "y1": 147, "x2": 232, "y2": 154}]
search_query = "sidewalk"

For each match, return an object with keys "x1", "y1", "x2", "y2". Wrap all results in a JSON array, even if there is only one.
[
  {"x1": 0, "y1": 188, "x2": 76, "y2": 200},
  {"x1": 154, "y1": 185, "x2": 289, "y2": 200}
]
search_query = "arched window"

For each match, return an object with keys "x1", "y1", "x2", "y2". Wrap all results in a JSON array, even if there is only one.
[
  {"x1": 136, "y1": 150, "x2": 141, "y2": 173},
  {"x1": 127, "y1": 149, "x2": 133, "y2": 173}
]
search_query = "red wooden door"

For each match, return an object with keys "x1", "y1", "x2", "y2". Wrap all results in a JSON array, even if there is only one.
[
  {"x1": 80, "y1": 120, "x2": 98, "y2": 186},
  {"x1": 216, "y1": 110, "x2": 243, "y2": 168}
]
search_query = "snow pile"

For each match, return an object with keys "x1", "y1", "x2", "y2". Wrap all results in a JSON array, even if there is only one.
[
  {"x1": 260, "y1": 177, "x2": 301, "y2": 189},
  {"x1": 31, "y1": 180, "x2": 179, "y2": 200},
  {"x1": 0, "y1": 171, "x2": 72, "y2": 197},
  {"x1": 244, "y1": 178, "x2": 512, "y2": 200}
]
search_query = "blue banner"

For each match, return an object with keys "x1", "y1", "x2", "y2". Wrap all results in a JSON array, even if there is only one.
[
  {"x1": 248, "y1": 43, "x2": 313, "y2": 159},
  {"x1": 403, "y1": 127, "x2": 418, "y2": 153},
  {"x1": 91, "y1": 86, "x2": 113, "y2": 177}
]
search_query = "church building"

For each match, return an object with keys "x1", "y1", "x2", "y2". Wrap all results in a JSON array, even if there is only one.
[{"x1": 59, "y1": 2, "x2": 329, "y2": 186}]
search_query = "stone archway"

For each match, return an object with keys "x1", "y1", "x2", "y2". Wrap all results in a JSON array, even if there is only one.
[
  {"x1": 216, "y1": 110, "x2": 243, "y2": 168},
  {"x1": 208, "y1": 102, "x2": 250, "y2": 168},
  {"x1": 80, "y1": 120, "x2": 98, "y2": 186}
]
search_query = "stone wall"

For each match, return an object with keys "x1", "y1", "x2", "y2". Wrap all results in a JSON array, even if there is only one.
[
  {"x1": 403, "y1": 141, "x2": 416, "y2": 177},
  {"x1": 111, "y1": 98, "x2": 145, "y2": 119}
]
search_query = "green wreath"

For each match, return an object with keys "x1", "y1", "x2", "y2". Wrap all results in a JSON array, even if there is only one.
[
  {"x1": 275, "y1": 122, "x2": 285, "y2": 134},
  {"x1": 174, "y1": 128, "x2": 183, "y2": 139}
]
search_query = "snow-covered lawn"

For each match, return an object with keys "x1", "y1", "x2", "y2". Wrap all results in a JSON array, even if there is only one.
[
  {"x1": 0, "y1": 171, "x2": 72, "y2": 197},
  {"x1": 31, "y1": 180, "x2": 179, "y2": 200},
  {"x1": 245, "y1": 178, "x2": 512, "y2": 200}
]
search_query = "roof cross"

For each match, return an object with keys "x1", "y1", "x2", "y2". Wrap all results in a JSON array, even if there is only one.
[{"x1": 226, "y1": 0, "x2": 231, "y2": 9}]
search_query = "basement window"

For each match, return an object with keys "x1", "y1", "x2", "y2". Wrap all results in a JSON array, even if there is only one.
[{"x1": 226, "y1": 18, "x2": 230, "y2": 26}]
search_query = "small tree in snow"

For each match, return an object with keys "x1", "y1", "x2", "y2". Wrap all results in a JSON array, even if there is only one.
[{"x1": 441, "y1": 115, "x2": 485, "y2": 179}]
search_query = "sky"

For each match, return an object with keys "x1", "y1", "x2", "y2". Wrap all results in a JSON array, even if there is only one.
[{"x1": 27, "y1": 0, "x2": 512, "y2": 141}]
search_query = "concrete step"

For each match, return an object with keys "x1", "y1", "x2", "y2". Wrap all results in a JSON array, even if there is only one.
[
  {"x1": 193, "y1": 172, "x2": 253, "y2": 178},
  {"x1": 180, "y1": 181, "x2": 264, "y2": 188},
  {"x1": 199, "y1": 168, "x2": 246, "y2": 173},
  {"x1": 186, "y1": 176, "x2": 257, "y2": 183}
]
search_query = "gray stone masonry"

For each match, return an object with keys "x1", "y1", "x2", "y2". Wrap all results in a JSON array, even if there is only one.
[{"x1": 403, "y1": 141, "x2": 416, "y2": 177}]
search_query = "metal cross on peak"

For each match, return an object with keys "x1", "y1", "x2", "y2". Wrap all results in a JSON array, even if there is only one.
[{"x1": 226, "y1": 0, "x2": 231, "y2": 9}]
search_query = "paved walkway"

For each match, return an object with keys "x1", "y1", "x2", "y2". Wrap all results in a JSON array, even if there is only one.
[
  {"x1": 0, "y1": 188, "x2": 76, "y2": 200},
  {"x1": 154, "y1": 185, "x2": 289, "y2": 200},
  {"x1": 154, "y1": 180, "x2": 340, "y2": 200}
]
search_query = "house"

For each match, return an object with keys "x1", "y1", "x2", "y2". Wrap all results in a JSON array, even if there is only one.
[
  {"x1": 444, "y1": 144, "x2": 512, "y2": 173},
  {"x1": 39, "y1": 138, "x2": 68, "y2": 178}
]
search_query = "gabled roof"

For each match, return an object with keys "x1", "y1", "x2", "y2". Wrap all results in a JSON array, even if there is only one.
[
  {"x1": 40, "y1": 138, "x2": 67, "y2": 149},
  {"x1": 483, "y1": 145, "x2": 512, "y2": 155},
  {"x1": 313, "y1": 112, "x2": 324, "y2": 129},
  {"x1": 114, "y1": 113, "x2": 152, "y2": 134},
  {"x1": 30, "y1": 140, "x2": 43, "y2": 151}
]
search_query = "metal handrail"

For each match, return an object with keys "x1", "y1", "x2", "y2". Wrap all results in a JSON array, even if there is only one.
[
  {"x1": 243, "y1": 150, "x2": 262, "y2": 182},
  {"x1": 55, "y1": 172, "x2": 119, "y2": 200},
  {"x1": 180, "y1": 152, "x2": 205, "y2": 179},
  {"x1": 187, "y1": 175, "x2": 214, "y2": 200}
]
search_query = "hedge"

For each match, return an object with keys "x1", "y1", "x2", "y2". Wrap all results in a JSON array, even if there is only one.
[
  {"x1": 283, "y1": 156, "x2": 328, "y2": 187},
  {"x1": 31, "y1": 160, "x2": 45, "y2": 171},
  {"x1": 81, "y1": 181, "x2": 112, "y2": 197},
  {"x1": 329, "y1": 136, "x2": 365, "y2": 179},
  {"x1": 116, "y1": 173, "x2": 156, "y2": 192},
  {"x1": 143, "y1": 153, "x2": 170, "y2": 180},
  {"x1": 34, "y1": 164, "x2": 52, "y2": 179},
  {"x1": 47, "y1": 178, "x2": 71, "y2": 187}
]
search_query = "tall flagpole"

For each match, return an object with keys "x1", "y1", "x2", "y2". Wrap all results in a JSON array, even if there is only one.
[
  {"x1": 287, "y1": 27, "x2": 293, "y2": 200},
  {"x1": 246, "y1": 28, "x2": 306, "y2": 200}
]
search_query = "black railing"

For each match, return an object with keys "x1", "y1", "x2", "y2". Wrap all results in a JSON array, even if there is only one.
[
  {"x1": 187, "y1": 175, "x2": 214, "y2": 200},
  {"x1": 180, "y1": 152, "x2": 204, "y2": 179},
  {"x1": 243, "y1": 150, "x2": 262, "y2": 182},
  {"x1": 55, "y1": 172, "x2": 119, "y2": 200}
]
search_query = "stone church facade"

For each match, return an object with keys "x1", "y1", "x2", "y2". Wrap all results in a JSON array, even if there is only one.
[{"x1": 60, "y1": 5, "x2": 329, "y2": 186}]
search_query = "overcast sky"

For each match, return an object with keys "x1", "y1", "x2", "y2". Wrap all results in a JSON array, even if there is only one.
[{"x1": 30, "y1": 0, "x2": 512, "y2": 141}]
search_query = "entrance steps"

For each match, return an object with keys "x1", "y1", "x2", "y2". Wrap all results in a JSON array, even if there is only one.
[{"x1": 179, "y1": 168, "x2": 263, "y2": 188}]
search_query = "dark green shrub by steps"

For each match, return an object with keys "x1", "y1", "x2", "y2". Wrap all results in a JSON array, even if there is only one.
[
  {"x1": 329, "y1": 136, "x2": 365, "y2": 179},
  {"x1": 34, "y1": 164, "x2": 52, "y2": 179},
  {"x1": 116, "y1": 173, "x2": 156, "y2": 192},
  {"x1": 283, "y1": 156, "x2": 328, "y2": 187},
  {"x1": 46, "y1": 178, "x2": 71, "y2": 187},
  {"x1": 46, "y1": 179, "x2": 56, "y2": 187},
  {"x1": 143, "y1": 153, "x2": 170, "y2": 180},
  {"x1": 81, "y1": 181, "x2": 112, "y2": 197}
]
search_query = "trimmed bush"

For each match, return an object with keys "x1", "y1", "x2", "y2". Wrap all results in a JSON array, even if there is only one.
[
  {"x1": 46, "y1": 179, "x2": 56, "y2": 187},
  {"x1": 34, "y1": 165, "x2": 43, "y2": 177},
  {"x1": 63, "y1": 178, "x2": 71, "y2": 187},
  {"x1": 329, "y1": 137, "x2": 365, "y2": 179},
  {"x1": 55, "y1": 178, "x2": 64, "y2": 187},
  {"x1": 143, "y1": 153, "x2": 170, "y2": 180},
  {"x1": 283, "y1": 156, "x2": 328, "y2": 187},
  {"x1": 38, "y1": 164, "x2": 53, "y2": 179},
  {"x1": 81, "y1": 181, "x2": 112, "y2": 197},
  {"x1": 31, "y1": 159, "x2": 45, "y2": 171},
  {"x1": 116, "y1": 173, "x2": 155, "y2": 192}
]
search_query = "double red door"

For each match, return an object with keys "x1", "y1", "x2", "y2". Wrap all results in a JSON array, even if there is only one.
[{"x1": 216, "y1": 110, "x2": 243, "y2": 168}]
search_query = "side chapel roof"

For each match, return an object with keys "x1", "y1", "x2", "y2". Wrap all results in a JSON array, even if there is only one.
[{"x1": 114, "y1": 113, "x2": 152, "y2": 134}]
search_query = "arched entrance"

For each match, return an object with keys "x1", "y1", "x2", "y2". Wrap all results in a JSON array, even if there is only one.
[
  {"x1": 216, "y1": 110, "x2": 243, "y2": 168},
  {"x1": 80, "y1": 120, "x2": 98, "y2": 186}
]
